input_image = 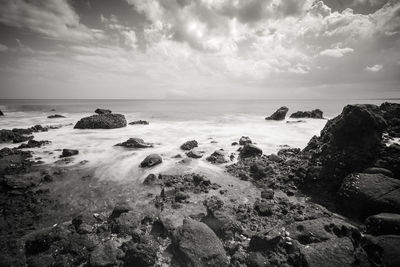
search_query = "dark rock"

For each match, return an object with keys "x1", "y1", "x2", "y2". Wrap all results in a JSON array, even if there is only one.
[
  {"x1": 0, "y1": 109, "x2": 3, "y2": 116},
  {"x1": 180, "y1": 140, "x2": 198, "y2": 150},
  {"x1": 206, "y1": 150, "x2": 228, "y2": 164},
  {"x1": 74, "y1": 114, "x2": 126, "y2": 129},
  {"x1": 143, "y1": 174, "x2": 159, "y2": 186},
  {"x1": 261, "y1": 189, "x2": 274, "y2": 199},
  {"x1": 203, "y1": 195, "x2": 224, "y2": 213},
  {"x1": 240, "y1": 144, "x2": 262, "y2": 158},
  {"x1": 290, "y1": 109, "x2": 324, "y2": 119},
  {"x1": 239, "y1": 136, "x2": 252, "y2": 145},
  {"x1": 363, "y1": 234, "x2": 400, "y2": 267},
  {"x1": 365, "y1": 213, "x2": 400, "y2": 235},
  {"x1": 129, "y1": 120, "x2": 149, "y2": 125},
  {"x1": 110, "y1": 203, "x2": 132, "y2": 219},
  {"x1": 254, "y1": 199, "x2": 273, "y2": 216},
  {"x1": 47, "y1": 114, "x2": 65, "y2": 119},
  {"x1": 60, "y1": 149, "x2": 79, "y2": 158},
  {"x1": 18, "y1": 139, "x2": 50, "y2": 149},
  {"x1": 0, "y1": 129, "x2": 31, "y2": 143},
  {"x1": 140, "y1": 154, "x2": 162, "y2": 168},
  {"x1": 268, "y1": 153, "x2": 283, "y2": 162},
  {"x1": 265, "y1": 106, "x2": 289, "y2": 120},
  {"x1": 172, "y1": 218, "x2": 229, "y2": 266},
  {"x1": 339, "y1": 173, "x2": 400, "y2": 217},
  {"x1": 249, "y1": 163, "x2": 268, "y2": 180},
  {"x1": 123, "y1": 240, "x2": 157, "y2": 267},
  {"x1": 249, "y1": 231, "x2": 282, "y2": 251},
  {"x1": 94, "y1": 108, "x2": 112, "y2": 115},
  {"x1": 175, "y1": 191, "x2": 190, "y2": 203},
  {"x1": 247, "y1": 252, "x2": 267, "y2": 267},
  {"x1": 115, "y1": 138, "x2": 153, "y2": 148},
  {"x1": 363, "y1": 167, "x2": 394, "y2": 177},
  {"x1": 186, "y1": 149, "x2": 203, "y2": 159},
  {"x1": 287, "y1": 120, "x2": 306, "y2": 123},
  {"x1": 89, "y1": 240, "x2": 119, "y2": 267},
  {"x1": 231, "y1": 142, "x2": 238, "y2": 146}
]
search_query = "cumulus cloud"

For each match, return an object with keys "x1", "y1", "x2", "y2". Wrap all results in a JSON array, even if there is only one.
[
  {"x1": 320, "y1": 47, "x2": 354, "y2": 58},
  {"x1": 365, "y1": 64, "x2": 383, "y2": 72}
]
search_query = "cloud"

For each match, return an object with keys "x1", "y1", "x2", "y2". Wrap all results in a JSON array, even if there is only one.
[
  {"x1": 0, "y1": 0, "x2": 102, "y2": 42},
  {"x1": 365, "y1": 64, "x2": 383, "y2": 72},
  {"x1": 0, "y1": 43, "x2": 8, "y2": 52},
  {"x1": 320, "y1": 47, "x2": 354, "y2": 57}
]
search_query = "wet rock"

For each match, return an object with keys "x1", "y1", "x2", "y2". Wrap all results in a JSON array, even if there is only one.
[
  {"x1": 287, "y1": 120, "x2": 306, "y2": 123},
  {"x1": 74, "y1": 114, "x2": 126, "y2": 129},
  {"x1": 143, "y1": 173, "x2": 159, "y2": 186},
  {"x1": 129, "y1": 120, "x2": 149, "y2": 125},
  {"x1": 206, "y1": 150, "x2": 228, "y2": 164},
  {"x1": 89, "y1": 240, "x2": 119, "y2": 267},
  {"x1": 180, "y1": 140, "x2": 198, "y2": 150},
  {"x1": 140, "y1": 154, "x2": 162, "y2": 168},
  {"x1": 249, "y1": 231, "x2": 282, "y2": 251},
  {"x1": 0, "y1": 148, "x2": 32, "y2": 175},
  {"x1": 265, "y1": 106, "x2": 289, "y2": 120},
  {"x1": 239, "y1": 136, "x2": 252, "y2": 145},
  {"x1": 290, "y1": 109, "x2": 324, "y2": 119},
  {"x1": 339, "y1": 173, "x2": 400, "y2": 217},
  {"x1": 115, "y1": 137, "x2": 153, "y2": 148},
  {"x1": 240, "y1": 144, "x2": 262, "y2": 158},
  {"x1": 172, "y1": 218, "x2": 229, "y2": 266},
  {"x1": 26, "y1": 254, "x2": 55, "y2": 267},
  {"x1": 94, "y1": 108, "x2": 112, "y2": 115},
  {"x1": 18, "y1": 139, "x2": 50, "y2": 149},
  {"x1": 186, "y1": 149, "x2": 203, "y2": 159},
  {"x1": 365, "y1": 213, "x2": 400, "y2": 235},
  {"x1": 60, "y1": 149, "x2": 79, "y2": 158},
  {"x1": 0, "y1": 129, "x2": 31, "y2": 143},
  {"x1": 47, "y1": 114, "x2": 65, "y2": 119},
  {"x1": 363, "y1": 234, "x2": 400, "y2": 267},
  {"x1": 380, "y1": 102, "x2": 400, "y2": 138},
  {"x1": 268, "y1": 153, "x2": 283, "y2": 163}
]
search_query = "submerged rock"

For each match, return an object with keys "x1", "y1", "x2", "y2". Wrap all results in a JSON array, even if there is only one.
[
  {"x1": 129, "y1": 120, "x2": 149, "y2": 125},
  {"x1": 115, "y1": 138, "x2": 153, "y2": 148},
  {"x1": 47, "y1": 114, "x2": 65, "y2": 119},
  {"x1": 290, "y1": 109, "x2": 323, "y2": 119},
  {"x1": 172, "y1": 218, "x2": 228, "y2": 267},
  {"x1": 265, "y1": 106, "x2": 289, "y2": 120},
  {"x1": 140, "y1": 154, "x2": 162, "y2": 168},
  {"x1": 60, "y1": 149, "x2": 79, "y2": 158},
  {"x1": 94, "y1": 108, "x2": 112, "y2": 115},
  {"x1": 74, "y1": 114, "x2": 127, "y2": 129},
  {"x1": 240, "y1": 144, "x2": 262, "y2": 158},
  {"x1": 180, "y1": 140, "x2": 198, "y2": 150}
]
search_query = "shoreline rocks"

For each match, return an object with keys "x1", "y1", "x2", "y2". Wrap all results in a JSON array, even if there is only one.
[
  {"x1": 290, "y1": 109, "x2": 323, "y2": 119},
  {"x1": 265, "y1": 106, "x2": 289, "y2": 120},
  {"x1": 74, "y1": 114, "x2": 127, "y2": 129},
  {"x1": 115, "y1": 138, "x2": 153, "y2": 148}
]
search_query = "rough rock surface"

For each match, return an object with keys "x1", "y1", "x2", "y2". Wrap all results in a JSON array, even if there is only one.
[
  {"x1": 115, "y1": 138, "x2": 153, "y2": 148},
  {"x1": 239, "y1": 136, "x2": 252, "y2": 145},
  {"x1": 74, "y1": 114, "x2": 127, "y2": 129},
  {"x1": 365, "y1": 213, "x2": 400, "y2": 235},
  {"x1": 206, "y1": 150, "x2": 228, "y2": 164},
  {"x1": 290, "y1": 109, "x2": 323, "y2": 119},
  {"x1": 140, "y1": 154, "x2": 162, "y2": 168},
  {"x1": 240, "y1": 144, "x2": 263, "y2": 158},
  {"x1": 265, "y1": 106, "x2": 289, "y2": 120},
  {"x1": 94, "y1": 108, "x2": 112, "y2": 115},
  {"x1": 180, "y1": 140, "x2": 198, "y2": 150}
]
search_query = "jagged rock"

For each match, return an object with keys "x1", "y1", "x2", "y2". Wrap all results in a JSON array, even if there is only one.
[
  {"x1": 60, "y1": 149, "x2": 79, "y2": 158},
  {"x1": 265, "y1": 106, "x2": 289, "y2": 120},
  {"x1": 365, "y1": 213, "x2": 400, "y2": 235},
  {"x1": 129, "y1": 120, "x2": 149, "y2": 125},
  {"x1": 290, "y1": 109, "x2": 323, "y2": 119},
  {"x1": 254, "y1": 199, "x2": 273, "y2": 216},
  {"x1": 94, "y1": 108, "x2": 112, "y2": 115},
  {"x1": 240, "y1": 144, "x2": 262, "y2": 158},
  {"x1": 231, "y1": 142, "x2": 238, "y2": 146},
  {"x1": 206, "y1": 150, "x2": 228, "y2": 164},
  {"x1": 239, "y1": 136, "x2": 252, "y2": 145},
  {"x1": 74, "y1": 114, "x2": 126, "y2": 129},
  {"x1": 180, "y1": 140, "x2": 198, "y2": 150},
  {"x1": 172, "y1": 218, "x2": 229, "y2": 266},
  {"x1": 140, "y1": 154, "x2": 162, "y2": 168},
  {"x1": 47, "y1": 114, "x2": 65, "y2": 119},
  {"x1": 339, "y1": 173, "x2": 400, "y2": 217},
  {"x1": 115, "y1": 138, "x2": 153, "y2": 148}
]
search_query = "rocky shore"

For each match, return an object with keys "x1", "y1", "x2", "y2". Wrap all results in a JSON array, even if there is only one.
[{"x1": 1, "y1": 103, "x2": 400, "y2": 266}]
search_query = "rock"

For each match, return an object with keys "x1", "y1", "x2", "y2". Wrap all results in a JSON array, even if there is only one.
[
  {"x1": 290, "y1": 109, "x2": 323, "y2": 119},
  {"x1": 109, "y1": 202, "x2": 132, "y2": 219},
  {"x1": 115, "y1": 138, "x2": 153, "y2": 148},
  {"x1": 363, "y1": 167, "x2": 394, "y2": 177},
  {"x1": 186, "y1": 149, "x2": 203, "y2": 159},
  {"x1": 140, "y1": 154, "x2": 162, "y2": 168},
  {"x1": 175, "y1": 191, "x2": 190, "y2": 203},
  {"x1": 246, "y1": 252, "x2": 267, "y2": 267},
  {"x1": 18, "y1": 139, "x2": 50, "y2": 149},
  {"x1": 239, "y1": 136, "x2": 252, "y2": 145},
  {"x1": 287, "y1": 120, "x2": 306, "y2": 123},
  {"x1": 203, "y1": 195, "x2": 224, "y2": 213},
  {"x1": 47, "y1": 114, "x2": 65, "y2": 119},
  {"x1": 94, "y1": 108, "x2": 112, "y2": 115},
  {"x1": 0, "y1": 129, "x2": 31, "y2": 143},
  {"x1": 143, "y1": 174, "x2": 159, "y2": 186},
  {"x1": 89, "y1": 240, "x2": 119, "y2": 267},
  {"x1": 206, "y1": 150, "x2": 228, "y2": 164},
  {"x1": 180, "y1": 140, "x2": 198, "y2": 150},
  {"x1": 249, "y1": 231, "x2": 282, "y2": 251},
  {"x1": 129, "y1": 120, "x2": 149, "y2": 125},
  {"x1": 74, "y1": 114, "x2": 126, "y2": 129},
  {"x1": 261, "y1": 189, "x2": 274, "y2": 199},
  {"x1": 300, "y1": 237, "x2": 356, "y2": 267},
  {"x1": 265, "y1": 106, "x2": 289, "y2": 120},
  {"x1": 172, "y1": 218, "x2": 229, "y2": 266},
  {"x1": 240, "y1": 144, "x2": 262, "y2": 158},
  {"x1": 254, "y1": 199, "x2": 273, "y2": 216},
  {"x1": 338, "y1": 173, "x2": 400, "y2": 218},
  {"x1": 0, "y1": 109, "x2": 3, "y2": 116},
  {"x1": 363, "y1": 235, "x2": 400, "y2": 267},
  {"x1": 268, "y1": 153, "x2": 283, "y2": 162},
  {"x1": 60, "y1": 149, "x2": 79, "y2": 158},
  {"x1": 365, "y1": 213, "x2": 400, "y2": 235},
  {"x1": 231, "y1": 142, "x2": 238, "y2": 146},
  {"x1": 123, "y1": 240, "x2": 158, "y2": 267}
]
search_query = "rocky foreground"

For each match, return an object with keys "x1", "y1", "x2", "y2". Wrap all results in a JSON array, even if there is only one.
[{"x1": 0, "y1": 103, "x2": 400, "y2": 266}]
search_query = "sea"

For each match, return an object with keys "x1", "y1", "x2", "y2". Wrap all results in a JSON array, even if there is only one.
[{"x1": 0, "y1": 99, "x2": 398, "y2": 183}]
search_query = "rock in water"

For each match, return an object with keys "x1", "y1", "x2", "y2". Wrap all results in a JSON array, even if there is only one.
[
  {"x1": 94, "y1": 108, "x2": 112, "y2": 115},
  {"x1": 60, "y1": 149, "x2": 79, "y2": 158},
  {"x1": 338, "y1": 173, "x2": 400, "y2": 218},
  {"x1": 47, "y1": 114, "x2": 65, "y2": 119},
  {"x1": 129, "y1": 120, "x2": 149, "y2": 125},
  {"x1": 172, "y1": 218, "x2": 228, "y2": 266},
  {"x1": 290, "y1": 109, "x2": 324, "y2": 119},
  {"x1": 115, "y1": 138, "x2": 153, "y2": 148},
  {"x1": 74, "y1": 114, "x2": 127, "y2": 129},
  {"x1": 0, "y1": 109, "x2": 4, "y2": 116},
  {"x1": 239, "y1": 136, "x2": 252, "y2": 145},
  {"x1": 265, "y1": 106, "x2": 289, "y2": 120},
  {"x1": 180, "y1": 140, "x2": 198, "y2": 150},
  {"x1": 140, "y1": 154, "x2": 162, "y2": 168},
  {"x1": 186, "y1": 149, "x2": 203, "y2": 159},
  {"x1": 240, "y1": 144, "x2": 262, "y2": 158},
  {"x1": 206, "y1": 150, "x2": 228, "y2": 164}
]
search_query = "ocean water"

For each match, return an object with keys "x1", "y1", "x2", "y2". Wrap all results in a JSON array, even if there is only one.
[{"x1": 0, "y1": 99, "x2": 398, "y2": 183}]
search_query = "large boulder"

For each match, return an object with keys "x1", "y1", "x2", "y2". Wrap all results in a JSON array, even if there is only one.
[
  {"x1": 74, "y1": 114, "x2": 126, "y2": 129},
  {"x1": 115, "y1": 138, "x2": 153, "y2": 148},
  {"x1": 338, "y1": 173, "x2": 400, "y2": 218},
  {"x1": 363, "y1": 235, "x2": 400, "y2": 267},
  {"x1": 172, "y1": 218, "x2": 228, "y2": 266},
  {"x1": 290, "y1": 109, "x2": 323, "y2": 119},
  {"x1": 265, "y1": 106, "x2": 288, "y2": 120},
  {"x1": 140, "y1": 154, "x2": 162, "y2": 168},
  {"x1": 365, "y1": 213, "x2": 400, "y2": 235},
  {"x1": 180, "y1": 140, "x2": 198, "y2": 150},
  {"x1": 240, "y1": 144, "x2": 262, "y2": 158}
]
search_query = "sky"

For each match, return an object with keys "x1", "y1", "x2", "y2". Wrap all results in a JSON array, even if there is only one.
[{"x1": 0, "y1": 0, "x2": 399, "y2": 99}]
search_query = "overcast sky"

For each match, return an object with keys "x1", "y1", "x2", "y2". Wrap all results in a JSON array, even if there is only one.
[{"x1": 0, "y1": 0, "x2": 399, "y2": 99}]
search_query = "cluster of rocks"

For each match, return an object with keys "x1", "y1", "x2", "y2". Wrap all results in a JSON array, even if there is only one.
[
  {"x1": 0, "y1": 125, "x2": 48, "y2": 143},
  {"x1": 74, "y1": 109, "x2": 127, "y2": 129},
  {"x1": 265, "y1": 106, "x2": 324, "y2": 121}
]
